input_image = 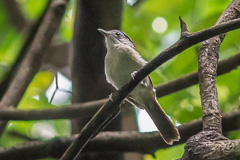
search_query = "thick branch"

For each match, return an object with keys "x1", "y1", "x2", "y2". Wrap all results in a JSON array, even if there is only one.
[
  {"x1": 182, "y1": 131, "x2": 240, "y2": 160},
  {"x1": 61, "y1": 17, "x2": 240, "y2": 160},
  {"x1": 183, "y1": 0, "x2": 240, "y2": 159},
  {"x1": 198, "y1": 0, "x2": 240, "y2": 133},
  {"x1": 0, "y1": 0, "x2": 69, "y2": 135},
  {"x1": 1, "y1": 110, "x2": 240, "y2": 160}
]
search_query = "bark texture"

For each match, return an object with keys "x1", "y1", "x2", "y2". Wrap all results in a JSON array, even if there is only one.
[{"x1": 182, "y1": 0, "x2": 240, "y2": 159}]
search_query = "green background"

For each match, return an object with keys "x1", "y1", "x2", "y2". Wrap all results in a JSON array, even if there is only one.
[{"x1": 0, "y1": 0, "x2": 239, "y2": 159}]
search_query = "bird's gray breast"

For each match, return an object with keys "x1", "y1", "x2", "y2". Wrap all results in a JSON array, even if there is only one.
[{"x1": 105, "y1": 47, "x2": 142, "y2": 89}]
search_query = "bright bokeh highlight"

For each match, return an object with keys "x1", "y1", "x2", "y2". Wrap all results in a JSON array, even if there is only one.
[{"x1": 152, "y1": 17, "x2": 168, "y2": 33}]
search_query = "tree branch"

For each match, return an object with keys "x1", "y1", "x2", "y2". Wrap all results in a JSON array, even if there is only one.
[
  {"x1": 0, "y1": 0, "x2": 70, "y2": 135},
  {"x1": 0, "y1": 50, "x2": 239, "y2": 121},
  {"x1": 61, "y1": 17, "x2": 240, "y2": 159},
  {"x1": 1, "y1": 110, "x2": 240, "y2": 160},
  {"x1": 155, "y1": 51, "x2": 240, "y2": 98},
  {"x1": 199, "y1": 0, "x2": 240, "y2": 134},
  {"x1": 0, "y1": 99, "x2": 106, "y2": 120},
  {"x1": 182, "y1": 0, "x2": 240, "y2": 159}
]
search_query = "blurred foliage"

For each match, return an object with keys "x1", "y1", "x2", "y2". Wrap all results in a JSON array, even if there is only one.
[
  {"x1": 0, "y1": 71, "x2": 71, "y2": 146},
  {"x1": 144, "y1": 144, "x2": 185, "y2": 160},
  {"x1": 58, "y1": 0, "x2": 76, "y2": 42},
  {"x1": 0, "y1": 0, "x2": 74, "y2": 155},
  {"x1": 0, "y1": 0, "x2": 240, "y2": 159},
  {"x1": 123, "y1": 0, "x2": 240, "y2": 122},
  {"x1": 18, "y1": 0, "x2": 48, "y2": 21}
]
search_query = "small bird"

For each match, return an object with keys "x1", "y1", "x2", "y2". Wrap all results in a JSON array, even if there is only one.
[{"x1": 98, "y1": 28, "x2": 180, "y2": 145}]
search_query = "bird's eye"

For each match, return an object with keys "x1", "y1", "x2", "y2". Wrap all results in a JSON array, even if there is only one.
[{"x1": 115, "y1": 32, "x2": 120, "y2": 36}]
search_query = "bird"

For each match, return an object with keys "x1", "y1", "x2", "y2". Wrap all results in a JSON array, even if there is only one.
[{"x1": 98, "y1": 28, "x2": 180, "y2": 145}]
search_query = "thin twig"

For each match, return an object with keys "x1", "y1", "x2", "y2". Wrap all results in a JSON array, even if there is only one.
[
  {"x1": 0, "y1": 99, "x2": 106, "y2": 120},
  {"x1": 50, "y1": 72, "x2": 59, "y2": 104}
]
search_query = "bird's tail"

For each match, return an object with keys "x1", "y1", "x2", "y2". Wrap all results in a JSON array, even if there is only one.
[{"x1": 145, "y1": 99, "x2": 180, "y2": 145}]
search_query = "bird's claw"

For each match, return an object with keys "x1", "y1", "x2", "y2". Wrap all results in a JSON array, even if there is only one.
[
  {"x1": 152, "y1": 88, "x2": 156, "y2": 93},
  {"x1": 131, "y1": 71, "x2": 137, "y2": 81},
  {"x1": 140, "y1": 81, "x2": 148, "y2": 87},
  {"x1": 109, "y1": 93, "x2": 113, "y2": 101}
]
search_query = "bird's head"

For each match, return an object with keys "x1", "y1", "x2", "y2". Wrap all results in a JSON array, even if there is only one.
[{"x1": 98, "y1": 29, "x2": 136, "y2": 49}]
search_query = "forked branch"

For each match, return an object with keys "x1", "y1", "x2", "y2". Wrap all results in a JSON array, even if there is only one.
[{"x1": 61, "y1": 16, "x2": 240, "y2": 160}]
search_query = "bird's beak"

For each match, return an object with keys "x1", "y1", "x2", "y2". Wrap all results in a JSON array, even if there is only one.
[{"x1": 98, "y1": 28, "x2": 109, "y2": 37}]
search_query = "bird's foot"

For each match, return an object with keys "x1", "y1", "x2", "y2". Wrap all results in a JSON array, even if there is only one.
[
  {"x1": 152, "y1": 88, "x2": 156, "y2": 93},
  {"x1": 131, "y1": 71, "x2": 137, "y2": 81},
  {"x1": 140, "y1": 81, "x2": 148, "y2": 87},
  {"x1": 109, "y1": 93, "x2": 113, "y2": 101}
]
